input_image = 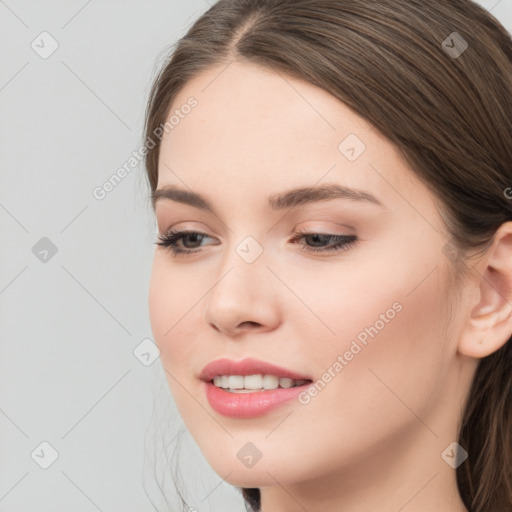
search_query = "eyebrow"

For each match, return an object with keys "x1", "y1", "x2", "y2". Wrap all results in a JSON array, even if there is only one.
[{"x1": 151, "y1": 183, "x2": 384, "y2": 213}]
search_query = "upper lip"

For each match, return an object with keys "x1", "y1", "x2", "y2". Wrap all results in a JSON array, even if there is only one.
[{"x1": 199, "y1": 357, "x2": 312, "y2": 382}]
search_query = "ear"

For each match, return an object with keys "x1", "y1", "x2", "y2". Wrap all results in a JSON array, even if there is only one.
[{"x1": 458, "y1": 221, "x2": 512, "y2": 358}]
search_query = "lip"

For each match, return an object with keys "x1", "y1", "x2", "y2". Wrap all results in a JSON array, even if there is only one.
[
  {"x1": 199, "y1": 357, "x2": 312, "y2": 382},
  {"x1": 203, "y1": 382, "x2": 312, "y2": 418},
  {"x1": 199, "y1": 357, "x2": 313, "y2": 418}
]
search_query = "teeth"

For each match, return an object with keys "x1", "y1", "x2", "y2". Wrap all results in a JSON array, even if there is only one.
[
  {"x1": 244, "y1": 374, "x2": 264, "y2": 389},
  {"x1": 212, "y1": 374, "x2": 309, "y2": 392},
  {"x1": 262, "y1": 374, "x2": 279, "y2": 390},
  {"x1": 228, "y1": 375, "x2": 245, "y2": 389},
  {"x1": 278, "y1": 377, "x2": 294, "y2": 388}
]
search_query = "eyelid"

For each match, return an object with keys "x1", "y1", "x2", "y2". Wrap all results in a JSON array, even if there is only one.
[
  {"x1": 294, "y1": 221, "x2": 355, "y2": 234},
  {"x1": 157, "y1": 221, "x2": 212, "y2": 236},
  {"x1": 156, "y1": 218, "x2": 356, "y2": 240}
]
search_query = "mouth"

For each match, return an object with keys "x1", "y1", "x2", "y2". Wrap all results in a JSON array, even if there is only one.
[
  {"x1": 199, "y1": 357, "x2": 314, "y2": 418},
  {"x1": 209, "y1": 374, "x2": 313, "y2": 393}
]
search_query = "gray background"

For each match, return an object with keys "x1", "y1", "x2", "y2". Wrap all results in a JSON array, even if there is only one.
[{"x1": 1, "y1": 1, "x2": 511, "y2": 510}]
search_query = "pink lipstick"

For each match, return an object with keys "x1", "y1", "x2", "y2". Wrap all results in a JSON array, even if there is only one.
[{"x1": 199, "y1": 357, "x2": 313, "y2": 418}]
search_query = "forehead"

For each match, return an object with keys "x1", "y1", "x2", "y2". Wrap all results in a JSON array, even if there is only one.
[{"x1": 157, "y1": 60, "x2": 435, "y2": 217}]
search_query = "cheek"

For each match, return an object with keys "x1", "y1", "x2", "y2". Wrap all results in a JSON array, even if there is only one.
[
  {"x1": 148, "y1": 258, "x2": 172, "y2": 345},
  {"x1": 148, "y1": 258, "x2": 185, "y2": 358},
  {"x1": 148, "y1": 256, "x2": 207, "y2": 380},
  {"x1": 292, "y1": 251, "x2": 453, "y2": 431}
]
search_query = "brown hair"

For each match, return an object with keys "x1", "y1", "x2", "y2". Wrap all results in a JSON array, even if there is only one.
[{"x1": 143, "y1": 1, "x2": 512, "y2": 510}]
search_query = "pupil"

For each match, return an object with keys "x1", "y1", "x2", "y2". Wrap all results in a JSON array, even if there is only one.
[
  {"x1": 307, "y1": 234, "x2": 326, "y2": 247},
  {"x1": 184, "y1": 233, "x2": 201, "y2": 248}
]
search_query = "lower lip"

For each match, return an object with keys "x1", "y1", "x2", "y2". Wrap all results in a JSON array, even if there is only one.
[{"x1": 203, "y1": 381, "x2": 311, "y2": 418}]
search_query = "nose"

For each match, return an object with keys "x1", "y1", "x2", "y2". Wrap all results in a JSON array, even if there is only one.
[{"x1": 203, "y1": 256, "x2": 281, "y2": 338}]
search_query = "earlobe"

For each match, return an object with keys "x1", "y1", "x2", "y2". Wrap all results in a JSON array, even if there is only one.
[{"x1": 457, "y1": 221, "x2": 512, "y2": 359}]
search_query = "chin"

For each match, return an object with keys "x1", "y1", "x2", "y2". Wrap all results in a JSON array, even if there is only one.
[{"x1": 209, "y1": 456, "x2": 308, "y2": 488}]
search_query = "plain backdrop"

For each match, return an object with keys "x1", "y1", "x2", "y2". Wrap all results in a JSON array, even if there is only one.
[{"x1": 1, "y1": 1, "x2": 511, "y2": 511}]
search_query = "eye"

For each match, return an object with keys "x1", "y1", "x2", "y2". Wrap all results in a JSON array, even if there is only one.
[
  {"x1": 155, "y1": 228, "x2": 358, "y2": 257},
  {"x1": 155, "y1": 229, "x2": 215, "y2": 256},
  {"x1": 289, "y1": 228, "x2": 357, "y2": 255}
]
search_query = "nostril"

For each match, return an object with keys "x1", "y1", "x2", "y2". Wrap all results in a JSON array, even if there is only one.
[{"x1": 239, "y1": 321, "x2": 261, "y2": 328}]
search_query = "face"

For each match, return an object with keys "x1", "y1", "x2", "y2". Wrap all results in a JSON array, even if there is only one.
[{"x1": 148, "y1": 61, "x2": 474, "y2": 489}]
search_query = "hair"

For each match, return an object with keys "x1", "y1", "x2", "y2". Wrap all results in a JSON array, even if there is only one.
[{"x1": 142, "y1": 1, "x2": 512, "y2": 510}]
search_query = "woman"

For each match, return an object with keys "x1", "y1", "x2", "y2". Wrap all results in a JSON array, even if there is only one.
[{"x1": 143, "y1": 1, "x2": 512, "y2": 510}]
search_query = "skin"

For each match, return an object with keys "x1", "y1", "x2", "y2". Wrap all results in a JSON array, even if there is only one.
[{"x1": 148, "y1": 60, "x2": 512, "y2": 512}]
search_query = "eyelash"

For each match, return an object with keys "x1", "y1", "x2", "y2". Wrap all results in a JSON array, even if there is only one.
[{"x1": 155, "y1": 227, "x2": 357, "y2": 257}]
